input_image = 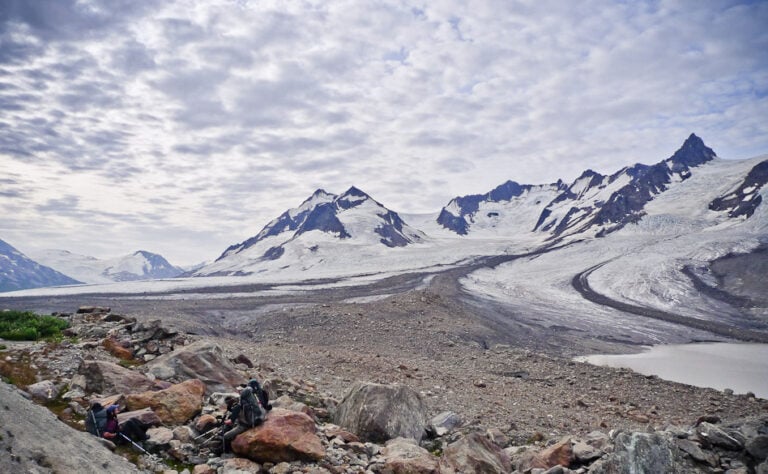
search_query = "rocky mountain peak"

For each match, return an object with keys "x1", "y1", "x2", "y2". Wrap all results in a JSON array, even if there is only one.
[{"x1": 667, "y1": 133, "x2": 717, "y2": 170}]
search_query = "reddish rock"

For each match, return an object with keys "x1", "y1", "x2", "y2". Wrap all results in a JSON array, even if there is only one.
[
  {"x1": 103, "y1": 337, "x2": 133, "y2": 360},
  {"x1": 440, "y1": 432, "x2": 511, "y2": 474},
  {"x1": 232, "y1": 408, "x2": 324, "y2": 463},
  {"x1": 529, "y1": 436, "x2": 573, "y2": 470},
  {"x1": 126, "y1": 379, "x2": 205, "y2": 424},
  {"x1": 195, "y1": 414, "x2": 218, "y2": 433},
  {"x1": 326, "y1": 427, "x2": 360, "y2": 443}
]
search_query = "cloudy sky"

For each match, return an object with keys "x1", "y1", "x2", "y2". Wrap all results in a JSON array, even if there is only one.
[{"x1": 1, "y1": 0, "x2": 767, "y2": 266}]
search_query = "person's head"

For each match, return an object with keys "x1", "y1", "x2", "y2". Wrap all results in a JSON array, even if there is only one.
[
  {"x1": 248, "y1": 379, "x2": 260, "y2": 390},
  {"x1": 106, "y1": 405, "x2": 119, "y2": 418},
  {"x1": 91, "y1": 402, "x2": 103, "y2": 412},
  {"x1": 225, "y1": 396, "x2": 236, "y2": 409}
]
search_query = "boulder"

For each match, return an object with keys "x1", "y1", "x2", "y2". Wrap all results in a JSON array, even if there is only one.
[
  {"x1": 126, "y1": 379, "x2": 205, "y2": 424},
  {"x1": 519, "y1": 436, "x2": 572, "y2": 471},
  {"x1": 333, "y1": 381, "x2": 427, "y2": 443},
  {"x1": 427, "y1": 411, "x2": 462, "y2": 437},
  {"x1": 26, "y1": 380, "x2": 59, "y2": 401},
  {"x1": 77, "y1": 360, "x2": 156, "y2": 395},
  {"x1": 697, "y1": 422, "x2": 744, "y2": 451},
  {"x1": 747, "y1": 435, "x2": 768, "y2": 462},
  {"x1": 173, "y1": 426, "x2": 194, "y2": 443},
  {"x1": 380, "y1": 437, "x2": 440, "y2": 474},
  {"x1": 117, "y1": 407, "x2": 162, "y2": 429},
  {"x1": 195, "y1": 414, "x2": 219, "y2": 433},
  {"x1": 572, "y1": 440, "x2": 603, "y2": 463},
  {"x1": 675, "y1": 438, "x2": 717, "y2": 467},
  {"x1": 142, "y1": 340, "x2": 242, "y2": 395},
  {"x1": 589, "y1": 432, "x2": 695, "y2": 474},
  {"x1": 146, "y1": 426, "x2": 174, "y2": 450},
  {"x1": 440, "y1": 432, "x2": 511, "y2": 474},
  {"x1": 232, "y1": 408, "x2": 324, "y2": 463},
  {"x1": 273, "y1": 394, "x2": 315, "y2": 419}
]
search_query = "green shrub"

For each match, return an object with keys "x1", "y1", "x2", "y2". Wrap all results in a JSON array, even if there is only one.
[{"x1": 0, "y1": 310, "x2": 68, "y2": 341}]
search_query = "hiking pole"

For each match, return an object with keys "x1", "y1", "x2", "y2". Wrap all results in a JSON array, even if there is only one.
[
  {"x1": 194, "y1": 425, "x2": 222, "y2": 441},
  {"x1": 119, "y1": 433, "x2": 149, "y2": 455}
]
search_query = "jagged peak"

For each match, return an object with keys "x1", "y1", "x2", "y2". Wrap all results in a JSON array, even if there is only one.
[
  {"x1": 341, "y1": 186, "x2": 370, "y2": 198},
  {"x1": 667, "y1": 133, "x2": 717, "y2": 168}
]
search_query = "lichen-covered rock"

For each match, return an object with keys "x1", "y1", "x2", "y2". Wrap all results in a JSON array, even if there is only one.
[
  {"x1": 77, "y1": 360, "x2": 156, "y2": 395},
  {"x1": 589, "y1": 431, "x2": 697, "y2": 474},
  {"x1": 142, "y1": 340, "x2": 242, "y2": 395},
  {"x1": 232, "y1": 408, "x2": 324, "y2": 463},
  {"x1": 333, "y1": 381, "x2": 427, "y2": 443},
  {"x1": 26, "y1": 380, "x2": 59, "y2": 401}
]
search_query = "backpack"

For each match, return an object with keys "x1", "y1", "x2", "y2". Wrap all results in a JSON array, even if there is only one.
[
  {"x1": 85, "y1": 405, "x2": 108, "y2": 436},
  {"x1": 238, "y1": 386, "x2": 266, "y2": 428}
]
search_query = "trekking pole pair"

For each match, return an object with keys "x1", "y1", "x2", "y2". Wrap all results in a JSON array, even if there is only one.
[
  {"x1": 119, "y1": 433, "x2": 149, "y2": 455},
  {"x1": 195, "y1": 425, "x2": 223, "y2": 443}
]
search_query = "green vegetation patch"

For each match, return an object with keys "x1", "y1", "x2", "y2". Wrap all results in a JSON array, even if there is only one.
[{"x1": 0, "y1": 310, "x2": 68, "y2": 341}]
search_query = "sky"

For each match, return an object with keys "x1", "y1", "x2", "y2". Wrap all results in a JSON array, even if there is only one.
[{"x1": 1, "y1": 0, "x2": 767, "y2": 266}]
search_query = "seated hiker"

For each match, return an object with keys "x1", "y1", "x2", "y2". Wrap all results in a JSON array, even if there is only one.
[
  {"x1": 222, "y1": 379, "x2": 273, "y2": 453},
  {"x1": 102, "y1": 405, "x2": 148, "y2": 444}
]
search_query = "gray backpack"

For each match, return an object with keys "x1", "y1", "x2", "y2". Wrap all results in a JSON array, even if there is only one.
[{"x1": 238, "y1": 386, "x2": 265, "y2": 428}]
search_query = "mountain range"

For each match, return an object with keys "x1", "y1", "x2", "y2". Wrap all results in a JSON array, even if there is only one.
[{"x1": 2, "y1": 134, "x2": 766, "y2": 289}]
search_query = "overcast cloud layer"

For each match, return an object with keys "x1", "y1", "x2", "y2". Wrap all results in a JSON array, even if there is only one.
[{"x1": 1, "y1": 0, "x2": 767, "y2": 265}]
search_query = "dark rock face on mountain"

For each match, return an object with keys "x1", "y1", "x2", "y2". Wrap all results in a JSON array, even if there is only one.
[
  {"x1": 210, "y1": 187, "x2": 423, "y2": 269},
  {"x1": 0, "y1": 238, "x2": 81, "y2": 292},
  {"x1": 441, "y1": 134, "x2": 722, "y2": 240},
  {"x1": 540, "y1": 133, "x2": 717, "y2": 239},
  {"x1": 710, "y1": 159, "x2": 768, "y2": 218},
  {"x1": 438, "y1": 180, "x2": 566, "y2": 235}
]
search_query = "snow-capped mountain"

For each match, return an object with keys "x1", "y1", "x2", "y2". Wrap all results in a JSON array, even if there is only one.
[
  {"x1": 438, "y1": 134, "x2": 721, "y2": 241},
  {"x1": 31, "y1": 250, "x2": 184, "y2": 284},
  {"x1": 436, "y1": 180, "x2": 568, "y2": 236},
  {"x1": 0, "y1": 239, "x2": 81, "y2": 292},
  {"x1": 195, "y1": 186, "x2": 425, "y2": 276}
]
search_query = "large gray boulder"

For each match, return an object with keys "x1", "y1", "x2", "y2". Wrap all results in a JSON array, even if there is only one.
[
  {"x1": 77, "y1": 360, "x2": 156, "y2": 395},
  {"x1": 0, "y1": 381, "x2": 141, "y2": 474},
  {"x1": 589, "y1": 432, "x2": 697, "y2": 474},
  {"x1": 142, "y1": 340, "x2": 242, "y2": 395},
  {"x1": 333, "y1": 381, "x2": 427, "y2": 443}
]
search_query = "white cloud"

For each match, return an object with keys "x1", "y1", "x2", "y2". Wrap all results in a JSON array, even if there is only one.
[{"x1": 0, "y1": 0, "x2": 766, "y2": 265}]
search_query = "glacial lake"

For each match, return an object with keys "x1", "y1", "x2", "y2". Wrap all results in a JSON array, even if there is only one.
[{"x1": 574, "y1": 342, "x2": 768, "y2": 399}]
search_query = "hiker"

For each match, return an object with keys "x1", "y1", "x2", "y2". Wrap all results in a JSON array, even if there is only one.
[
  {"x1": 222, "y1": 379, "x2": 272, "y2": 453},
  {"x1": 101, "y1": 405, "x2": 147, "y2": 444},
  {"x1": 85, "y1": 402, "x2": 109, "y2": 437}
]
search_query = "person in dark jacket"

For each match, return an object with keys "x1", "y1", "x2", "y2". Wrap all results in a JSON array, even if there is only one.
[{"x1": 102, "y1": 405, "x2": 147, "y2": 444}]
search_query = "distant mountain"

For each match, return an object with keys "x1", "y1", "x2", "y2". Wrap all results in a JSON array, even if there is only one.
[
  {"x1": 0, "y1": 239, "x2": 81, "y2": 292},
  {"x1": 709, "y1": 159, "x2": 768, "y2": 218},
  {"x1": 437, "y1": 180, "x2": 568, "y2": 235},
  {"x1": 31, "y1": 249, "x2": 184, "y2": 284},
  {"x1": 438, "y1": 133, "x2": 721, "y2": 240},
  {"x1": 195, "y1": 186, "x2": 424, "y2": 276}
]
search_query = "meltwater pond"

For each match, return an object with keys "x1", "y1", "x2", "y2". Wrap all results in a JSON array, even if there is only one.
[{"x1": 575, "y1": 343, "x2": 768, "y2": 399}]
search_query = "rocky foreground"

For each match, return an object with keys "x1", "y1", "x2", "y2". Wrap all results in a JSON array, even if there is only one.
[{"x1": 1, "y1": 305, "x2": 767, "y2": 474}]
